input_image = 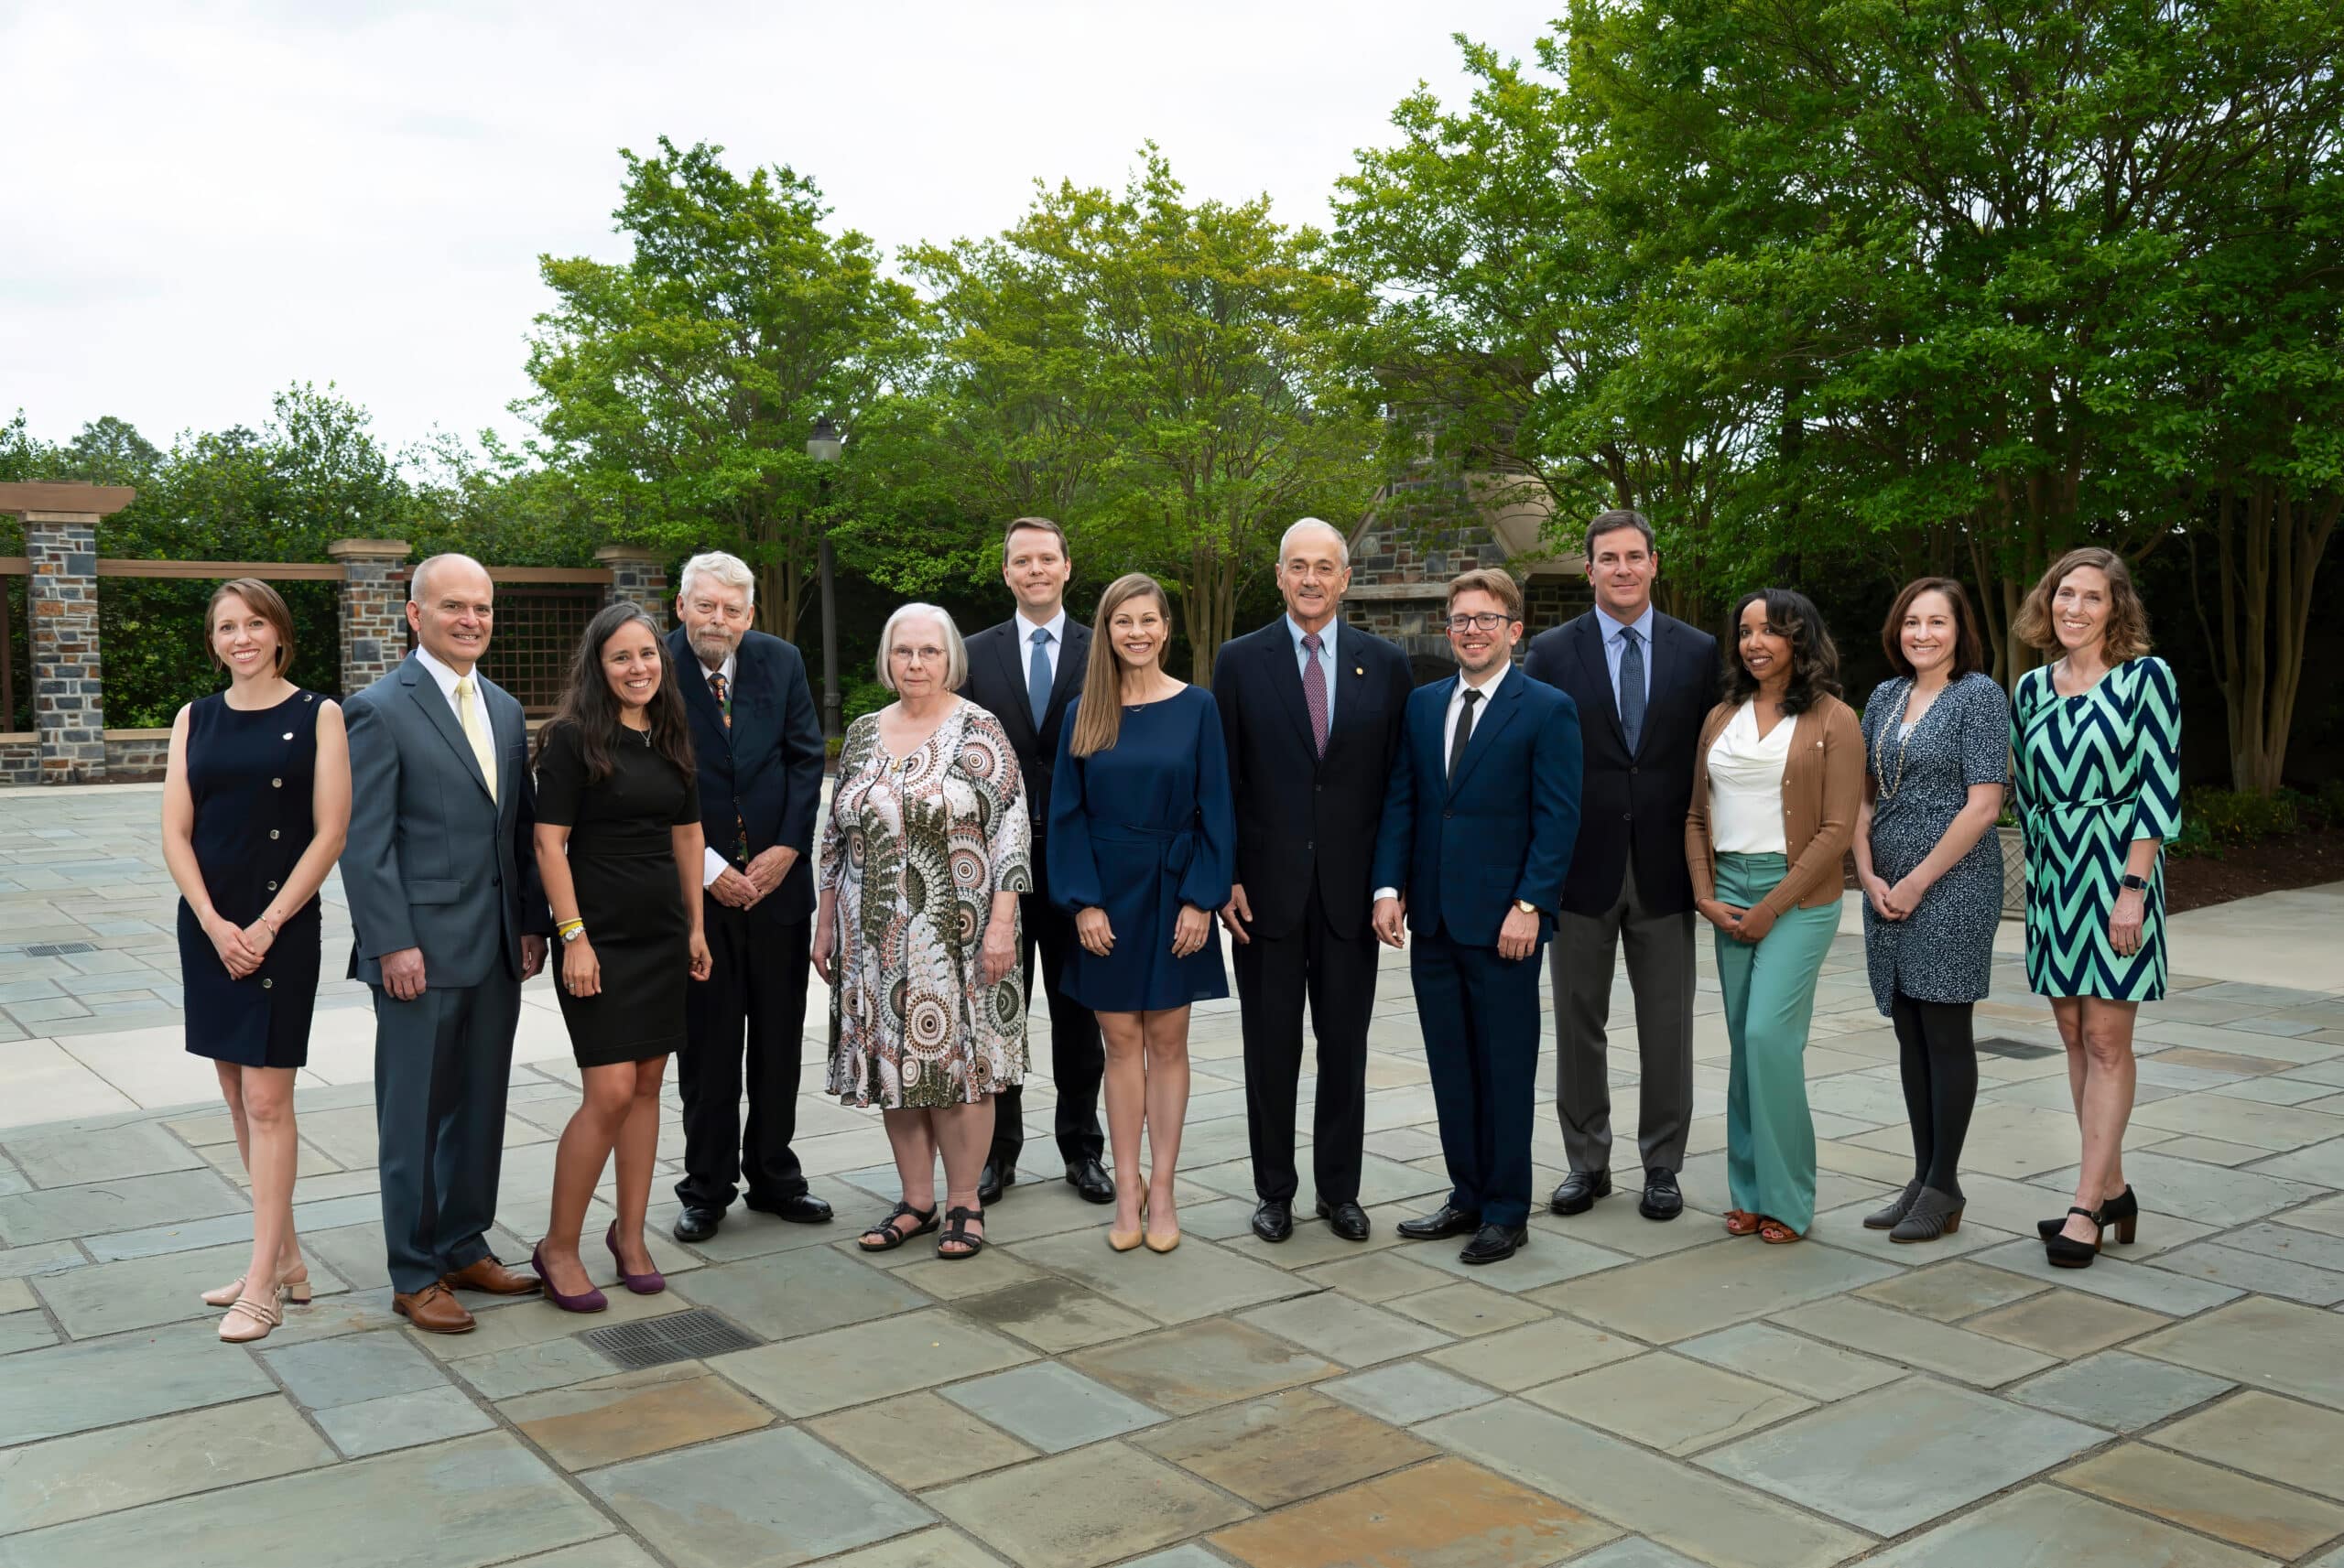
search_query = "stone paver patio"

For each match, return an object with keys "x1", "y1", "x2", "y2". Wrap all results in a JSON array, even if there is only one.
[{"x1": 5, "y1": 784, "x2": 2344, "y2": 1566}]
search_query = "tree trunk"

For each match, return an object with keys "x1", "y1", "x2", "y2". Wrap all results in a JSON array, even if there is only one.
[{"x1": 2192, "y1": 483, "x2": 2339, "y2": 795}]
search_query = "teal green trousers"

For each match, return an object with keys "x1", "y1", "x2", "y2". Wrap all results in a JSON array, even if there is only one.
[{"x1": 1714, "y1": 852, "x2": 1837, "y2": 1234}]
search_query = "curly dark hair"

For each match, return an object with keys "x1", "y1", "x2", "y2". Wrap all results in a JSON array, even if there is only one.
[
  {"x1": 535, "y1": 603, "x2": 697, "y2": 784},
  {"x1": 1722, "y1": 587, "x2": 1841, "y2": 716}
]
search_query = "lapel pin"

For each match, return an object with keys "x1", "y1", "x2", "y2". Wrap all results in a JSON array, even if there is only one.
[{"x1": 1353, "y1": 665, "x2": 1364, "y2": 676}]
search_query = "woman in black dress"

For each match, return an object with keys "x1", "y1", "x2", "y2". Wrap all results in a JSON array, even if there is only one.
[
  {"x1": 530, "y1": 605, "x2": 712, "y2": 1311},
  {"x1": 162, "y1": 579, "x2": 351, "y2": 1343}
]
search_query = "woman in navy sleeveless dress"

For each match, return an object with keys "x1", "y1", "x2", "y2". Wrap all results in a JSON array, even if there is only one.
[
  {"x1": 1050, "y1": 574, "x2": 1234, "y2": 1254},
  {"x1": 163, "y1": 580, "x2": 350, "y2": 1342}
]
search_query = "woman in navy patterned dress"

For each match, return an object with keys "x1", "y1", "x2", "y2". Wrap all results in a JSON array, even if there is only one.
[
  {"x1": 1853, "y1": 579, "x2": 2010, "y2": 1243},
  {"x1": 163, "y1": 579, "x2": 350, "y2": 1341},
  {"x1": 2010, "y1": 547, "x2": 2180, "y2": 1269}
]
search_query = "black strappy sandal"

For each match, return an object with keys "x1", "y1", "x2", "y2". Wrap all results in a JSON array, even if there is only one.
[
  {"x1": 856, "y1": 1202, "x2": 938, "y2": 1253},
  {"x1": 937, "y1": 1205, "x2": 986, "y2": 1260}
]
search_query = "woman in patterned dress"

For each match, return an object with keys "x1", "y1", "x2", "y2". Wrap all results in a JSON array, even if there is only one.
[
  {"x1": 815, "y1": 604, "x2": 1028, "y2": 1260},
  {"x1": 2011, "y1": 547, "x2": 2180, "y2": 1269},
  {"x1": 1853, "y1": 579, "x2": 2010, "y2": 1243}
]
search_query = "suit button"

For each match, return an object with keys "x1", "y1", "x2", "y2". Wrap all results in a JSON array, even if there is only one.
[
  {"x1": 1306, "y1": 841, "x2": 1313, "y2": 852},
  {"x1": 271, "y1": 777, "x2": 282, "y2": 788},
  {"x1": 266, "y1": 880, "x2": 278, "y2": 892},
  {"x1": 268, "y1": 829, "x2": 280, "y2": 840},
  {"x1": 1629, "y1": 766, "x2": 1638, "y2": 776},
  {"x1": 1623, "y1": 812, "x2": 1633, "y2": 822},
  {"x1": 1444, "y1": 809, "x2": 1454, "y2": 820},
  {"x1": 261, "y1": 979, "x2": 273, "y2": 990}
]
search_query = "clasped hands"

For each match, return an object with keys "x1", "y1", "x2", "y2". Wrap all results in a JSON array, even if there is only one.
[
  {"x1": 711, "y1": 846, "x2": 799, "y2": 910},
  {"x1": 1078, "y1": 903, "x2": 1212, "y2": 960},
  {"x1": 1861, "y1": 872, "x2": 1931, "y2": 924},
  {"x1": 204, "y1": 911, "x2": 276, "y2": 979},
  {"x1": 1698, "y1": 898, "x2": 1776, "y2": 945}
]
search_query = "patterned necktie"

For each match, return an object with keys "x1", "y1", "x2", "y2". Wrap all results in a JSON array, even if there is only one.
[
  {"x1": 709, "y1": 672, "x2": 747, "y2": 862},
  {"x1": 453, "y1": 676, "x2": 497, "y2": 804},
  {"x1": 1618, "y1": 625, "x2": 1647, "y2": 753},
  {"x1": 1301, "y1": 632, "x2": 1329, "y2": 757},
  {"x1": 1028, "y1": 628, "x2": 1053, "y2": 729},
  {"x1": 1449, "y1": 687, "x2": 1481, "y2": 780}
]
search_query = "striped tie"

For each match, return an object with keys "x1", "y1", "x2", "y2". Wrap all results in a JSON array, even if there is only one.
[{"x1": 710, "y1": 672, "x2": 747, "y2": 863}]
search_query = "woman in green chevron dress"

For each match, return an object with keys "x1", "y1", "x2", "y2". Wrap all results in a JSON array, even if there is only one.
[{"x1": 2010, "y1": 547, "x2": 2180, "y2": 1270}]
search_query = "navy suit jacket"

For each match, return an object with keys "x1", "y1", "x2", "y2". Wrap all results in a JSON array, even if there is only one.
[
  {"x1": 342, "y1": 655, "x2": 550, "y2": 988},
  {"x1": 1370, "y1": 667, "x2": 1583, "y2": 949},
  {"x1": 1522, "y1": 609, "x2": 1718, "y2": 916},
  {"x1": 669, "y1": 625, "x2": 825, "y2": 924}
]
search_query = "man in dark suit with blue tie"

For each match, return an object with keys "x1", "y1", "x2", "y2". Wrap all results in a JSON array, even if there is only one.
[
  {"x1": 1212, "y1": 518, "x2": 1414, "y2": 1245},
  {"x1": 1523, "y1": 510, "x2": 1719, "y2": 1223},
  {"x1": 1372, "y1": 568, "x2": 1583, "y2": 1264},
  {"x1": 960, "y1": 517, "x2": 1112, "y2": 1207},
  {"x1": 667, "y1": 551, "x2": 832, "y2": 1242}
]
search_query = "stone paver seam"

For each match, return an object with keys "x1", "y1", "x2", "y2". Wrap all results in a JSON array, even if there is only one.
[{"x1": 2040, "y1": 1458, "x2": 2344, "y2": 1566}]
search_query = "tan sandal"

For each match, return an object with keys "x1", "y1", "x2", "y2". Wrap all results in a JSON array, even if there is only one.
[
  {"x1": 1758, "y1": 1217, "x2": 1803, "y2": 1245},
  {"x1": 218, "y1": 1286, "x2": 285, "y2": 1343},
  {"x1": 1724, "y1": 1209, "x2": 1761, "y2": 1237}
]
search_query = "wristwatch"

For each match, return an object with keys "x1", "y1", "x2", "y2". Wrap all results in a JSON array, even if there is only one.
[
  {"x1": 2120, "y1": 874, "x2": 2150, "y2": 892},
  {"x1": 1514, "y1": 899, "x2": 1538, "y2": 915},
  {"x1": 561, "y1": 925, "x2": 590, "y2": 944}
]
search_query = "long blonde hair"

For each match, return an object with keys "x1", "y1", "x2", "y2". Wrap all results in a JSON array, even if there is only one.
[{"x1": 1069, "y1": 573, "x2": 1175, "y2": 757}]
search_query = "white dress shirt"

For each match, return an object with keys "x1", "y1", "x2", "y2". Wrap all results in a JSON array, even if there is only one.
[
  {"x1": 700, "y1": 652, "x2": 741, "y2": 888},
  {"x1": 1017, "y1": 606, "x2": 1069, "y2": 687},
  {"x1": 411, "y1": 643, "x2": 470, "y2": 708},
  {"x1": 1707, "y1": 700, "x2": 1795, "y2": 854},
  {"x1": 1375, "y1": 663, "x2": 1514, "y2": 903}
]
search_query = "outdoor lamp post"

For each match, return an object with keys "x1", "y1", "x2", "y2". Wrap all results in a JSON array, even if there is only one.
[{"x1": 808, "y1": 415, "x2": 844, "y2": 741}]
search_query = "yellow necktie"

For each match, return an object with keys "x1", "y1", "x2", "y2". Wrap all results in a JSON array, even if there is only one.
[{"x1": 455, "y1": 675, "x2": 498, "y2": 804}]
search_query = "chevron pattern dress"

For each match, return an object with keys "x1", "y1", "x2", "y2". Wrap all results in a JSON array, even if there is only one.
[{"x1": 2013, "y1": 656, "x2": 2182, "y2": 1001}]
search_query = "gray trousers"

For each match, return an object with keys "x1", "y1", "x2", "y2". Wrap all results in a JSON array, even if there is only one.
[
  {"x1": 1550, "y1": 859, "x2": 1698, "y2": 1174},
  {"x1": 372, "y1": 979, "x2": 522, "y2": 1293}
]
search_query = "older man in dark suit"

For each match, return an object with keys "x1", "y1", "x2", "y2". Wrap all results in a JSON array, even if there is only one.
[
  {"x1": 343, "y1": 553, "x2": 550, "y2": 1334},
  {"x1": 1213, "y1": 518, "x2": 1413, "y2": 1245},
  {"x1": 961, "y1": 516, "x2": 1112, "y2": 1206},
  {"x1": 667, "y1": 550, "x2": 831, "y2": 1242},
  {"x1": 1522, "y1": 509, "x2": 1719, "y2": 1223}
]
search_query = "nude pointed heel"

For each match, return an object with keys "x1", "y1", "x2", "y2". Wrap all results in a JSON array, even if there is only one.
[{"x1": 203, "y1": 1263, "x2": 311, "y2": 1308}]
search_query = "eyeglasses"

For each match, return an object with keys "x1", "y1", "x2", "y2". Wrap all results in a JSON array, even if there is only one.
[
  {"x1": 1445, "y1": 612, "x2": 1515, "y2": 633},
  {"x1": 889, "y1": 645, "x2": 949, "y2": 664}
]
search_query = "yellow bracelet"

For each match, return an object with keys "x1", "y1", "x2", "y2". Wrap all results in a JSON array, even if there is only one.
[{"x1": 557, "y1": 917, "x2": 584, "y2": 936}]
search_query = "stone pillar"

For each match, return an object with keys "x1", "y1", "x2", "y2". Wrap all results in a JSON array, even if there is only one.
[
  {"x1": 596, "y1": 546, "x2": 670, "y2": 631},
  {"x1": 329, "y1": 539, "x2": 413, "y2": 696},
  {"x1": 25, "y1": 512, "x2": 106, "y2": 782}
]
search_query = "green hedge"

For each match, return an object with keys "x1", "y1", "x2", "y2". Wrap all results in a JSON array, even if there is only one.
[{"x1": 98, "y1": 579, "x2": 342, "y2": 729}]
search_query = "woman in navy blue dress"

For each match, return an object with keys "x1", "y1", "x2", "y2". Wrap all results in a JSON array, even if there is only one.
[
  {"x1": 1051, "y1": 574, "x2": 1234, "y2": 1254},
  {"x1": 162, "y1": 579, "x2": 350, "y2": 1342}
]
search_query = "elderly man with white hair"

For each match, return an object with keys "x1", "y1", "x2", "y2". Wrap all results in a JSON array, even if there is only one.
[
  {"x1": 1210, "y1": 518, "x2": 1415, "y2": 1245},
  {"x1": 666, "y1": 551, "x2": 832, "y2": 1242}
]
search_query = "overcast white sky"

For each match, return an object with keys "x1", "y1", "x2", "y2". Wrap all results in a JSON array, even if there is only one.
[{"x1": 3, "y1": 1, "x2": 1554, "y2": 456}]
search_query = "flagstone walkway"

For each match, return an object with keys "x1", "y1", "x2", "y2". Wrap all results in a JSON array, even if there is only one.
[{"x1": 5, "y1": 784, "x2": 2344, "y2": 1566}]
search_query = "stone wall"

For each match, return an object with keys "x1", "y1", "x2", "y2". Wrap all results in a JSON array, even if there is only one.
[
  {"x1": 27, "y1": 514, "x2": 106, "y2": 783},
  {"x1": 329, "y1": 539, "x2": 412, "y2": 697},
  {"x1": 0, "y1": 736, "x2": 40, "y2": 787},
  {"x1": 102, "y1": 730, "x2": 172, "y2": 783},
  {"x1": 598, "y1": 546, "x2": 670, "y2": 629}
]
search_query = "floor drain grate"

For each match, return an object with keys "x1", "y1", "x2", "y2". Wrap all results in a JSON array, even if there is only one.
[
  {"x1": 579, "y1": 1308, "x2": 761, "y2": 1369},
  {"x1": 1978, "y1": 1036, "x2": 2061, "y2": 1060},
  {"x1": 22, "y1": 942, "x2": 96, "y2": 957}
]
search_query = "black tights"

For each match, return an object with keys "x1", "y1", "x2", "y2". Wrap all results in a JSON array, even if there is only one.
[{"x1": 1890, "y1": 990, "x2": 1977, "y2": 1199}]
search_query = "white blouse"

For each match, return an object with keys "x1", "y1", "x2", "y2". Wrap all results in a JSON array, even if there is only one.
[{"x1": 1708, "y1": 701, "x2": 1795, "y2": 854}]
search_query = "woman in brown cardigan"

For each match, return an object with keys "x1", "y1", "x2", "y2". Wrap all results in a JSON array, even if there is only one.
[{"x1": 1686, "y1": 589, "x2": 1863, "y2": 1243}]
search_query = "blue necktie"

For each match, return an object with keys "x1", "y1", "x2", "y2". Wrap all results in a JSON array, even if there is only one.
[
  {"x1": 1028, "y1": 628, "x2": 1053, "y2": 729},
  {"x1": 1618, "y1": 626, "x2": 1646, "y2": 753}
]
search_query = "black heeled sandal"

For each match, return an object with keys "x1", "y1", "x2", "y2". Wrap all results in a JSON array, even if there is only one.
[
  {"x1": 2046, "y1": 1206, "x2": 2103, "y2": 1269},
  {"x1": 938, "y1": 1205, "x2": 986, "y2": 1260},
  {"x1": 856, "y1": 1202, "x2": 939, "y2": 1252},
  {"x1": 2039, "y1": 1184, "x2": 2137, "y2": 1244}
]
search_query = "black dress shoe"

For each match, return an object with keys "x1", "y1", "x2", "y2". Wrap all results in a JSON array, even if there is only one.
[
  {"x1": 1253, "y1": 1199, "x2": 1295, "y2": 1243},
  {"x1": 1550, "y1": 1169, "x2": 1612, "y2": 1216},
  {"x1": 1639, "y1": 1167, "x2": 1684, "y2": 1222},
  {"x1": 1459, "y1": 1223, "x2": 1528, "y2": 1265},
  {"x1": 745, "y1": 1192, "x2": 833, "y2": 1224},
  {"x1": 1396, "y1": 1204, "x2": 1481, "y2": 1240},
  {"x1": 977, "y1": 1160, "x2": 1014, "y2": 1206},
  {"x1": 1064, "y1": 1158, "x2": 1113, "y2": 1205},
  {"x1": 672, "y1": 1206, "x2": 722, "y2": 1243},
  {"x1": 1317, "y1": 1199, "x2": 1371, "y2": 1241}
]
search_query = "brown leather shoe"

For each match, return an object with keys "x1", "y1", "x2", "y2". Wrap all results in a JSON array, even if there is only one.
[
  {"x1": 393, "y1": 1283, "x2": 476, "y2": 1335},
  {"x1": 440, "y1": 1255, "x2": 542, "y2": 1295}
]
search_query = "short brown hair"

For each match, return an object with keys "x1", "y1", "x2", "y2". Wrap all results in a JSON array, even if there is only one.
[
  {"x1": 1003, "y1": 516, "x2": 1069, "y2": 557},
  {"x1": 2013, "y1": 547, "x2": 2153, "y2": 662},
  {"x1": 1881, "y1": 577, "x2": 1986, "y2": 680},
  {"x1": 1446, "y1": 567, "x2": 1523, "y2": 622},
  {"x1": 204, "y1": 579, "x2": 296, "y2": 674},
  {"x1": 1584, "y1": 509, "x2": 1656, "y2": 560}
]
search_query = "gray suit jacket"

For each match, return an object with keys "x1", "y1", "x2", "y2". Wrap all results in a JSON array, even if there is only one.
[{"x1": 342, "y1": 654, "x2": 550, "y2": 989}]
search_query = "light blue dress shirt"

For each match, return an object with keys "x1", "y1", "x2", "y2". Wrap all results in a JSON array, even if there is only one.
[
  {"x1": 1597, "y1": 602, "x2": 1655, "y2": 714},
  {"x1": 1286, "y1": 615, "x2": 1338, "y2": 728}
]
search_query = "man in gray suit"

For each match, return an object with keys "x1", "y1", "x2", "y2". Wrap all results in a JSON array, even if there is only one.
[{"x1": 342, "y1": 554, "x2": 550, "y2": 1334}]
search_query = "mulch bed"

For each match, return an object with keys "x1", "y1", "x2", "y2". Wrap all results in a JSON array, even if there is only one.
[{"x1": 2165, "y1": 827, "x2": 2344, "y2": 914}]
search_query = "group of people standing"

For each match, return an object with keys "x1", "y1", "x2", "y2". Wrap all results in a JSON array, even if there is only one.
[{"x1": 161, "y1": 511, "x2": 2180, "y2": 1343}]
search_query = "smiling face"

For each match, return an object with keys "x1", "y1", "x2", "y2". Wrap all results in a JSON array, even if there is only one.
[
  {"x1": 1586, "y1": 524, "x2": 1658, "y2": 620},
  {"x1": 1275, "y1": 524, "x2": 1351, "y2": 633},
  {"x1": 2050, "y1": 565, "x2": 2113, "y2": 656},
  {"x1": 1004, "y1": 525, "x2": 1071, "y2": 619},
  {"x1": 211, "y1": 592, "x2": 281, "y2": 680},
  {"x1": 1446, "y1": 589, "x2": 1522, "y2": 678},
  {"x1": 886, "y1": 613, "x2": 952, "y2": 702},
  {"x1": 678, "y1": 574, "x2": 753, "y2": 669},
  {"x1": 1107, "y1": 593, "x2": 1168, "y2": 676},
  {"x1": 1737, "y1": 598, "x2": 1794, "y2": 687},
  {"x1": 408, "y1": 557, "x2": 494, "y2": 674},
  {"x1": 601, "y1": 621, "x2": 664, "y2": 712},
  {"x1": 1899, "y1": 589, "x2": 1958, "y2": 679}
]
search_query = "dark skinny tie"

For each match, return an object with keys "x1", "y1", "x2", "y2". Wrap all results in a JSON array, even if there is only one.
[
  {"x1": 1619, "y1": 626, "x2": 1646, "y2": 753},
  {"x1": 1449, "y1": 687, "x2": 1481, "y2": 780}
]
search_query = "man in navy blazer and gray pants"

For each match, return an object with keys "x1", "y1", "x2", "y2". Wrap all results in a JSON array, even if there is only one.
[
  {"x1": 1372, "y1": 568, "x2": 1582, "y2": 1265},
  {"x1": 343, "y1": 554, "x2": 551, "y2": 1335},
  {"x1": 1522, "y1": 510, "x2": 1718, "y2": 1224}
]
